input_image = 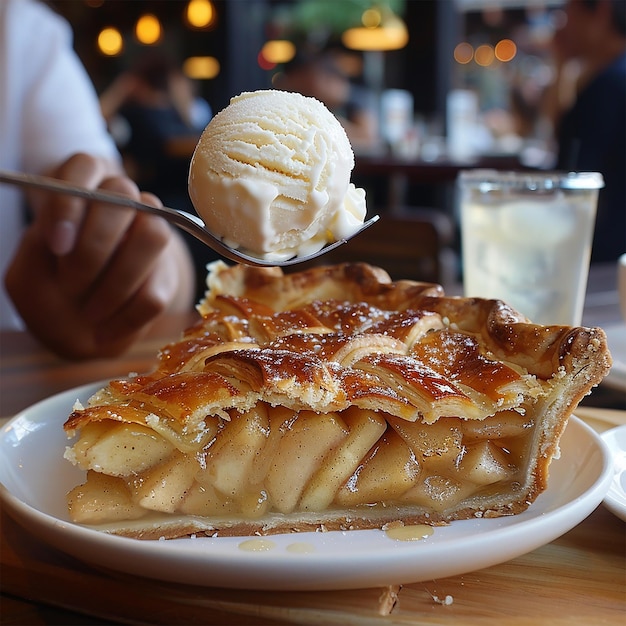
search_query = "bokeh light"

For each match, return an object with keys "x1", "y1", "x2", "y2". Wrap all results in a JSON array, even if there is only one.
[
  {"x1": 183, "y1": 56, "x2": 220, "y2": 79},
  {"x1": 185, "y1": 0, "x2": 215, "y2": 29},
  {"x1": 495, "y1": 39, "x2": 517, "y2": 62},
  {"x1": 257, "y1": 50, "x2": 276, "y2": 71},
  {"x1": 97, "y1": 27, "x2": 123, "y2": 56},
  {"x1": 474, "y1": 44, "x2": 495, "y2": 67},
  {"x1": 135, "y1": 14, "x2": 162, "y2": 45},
  {"x1": 454, "y1": 42, "x2": 474, "y2": 64},
  {"x1": 362, "y1": 8, "x2": 382, "y2": 28},
  {"x1": 261, "y1": 40, "x2": 296, "y2": 65}
]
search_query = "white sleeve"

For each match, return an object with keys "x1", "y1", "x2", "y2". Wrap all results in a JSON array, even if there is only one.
[
  {"x1": 1, "y1": 0, "x2": 120, "y2": 175},
  {"x1": 0, "y1": 0, "x2": 120, "y2": 330}
]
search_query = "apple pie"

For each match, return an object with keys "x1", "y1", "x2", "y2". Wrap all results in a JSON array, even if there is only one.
[{"x1": 63, "y1": 262, "x2": 612, "y2": 539}]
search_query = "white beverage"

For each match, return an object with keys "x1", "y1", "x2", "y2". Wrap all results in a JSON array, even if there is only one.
[{"x1": 459, "y1": 171, "x2": 603, "y2": 326}]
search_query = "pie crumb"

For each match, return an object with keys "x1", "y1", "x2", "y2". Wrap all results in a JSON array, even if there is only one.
[{"x1": 378, "y1": 585, "x2": 401, "y2": 615}]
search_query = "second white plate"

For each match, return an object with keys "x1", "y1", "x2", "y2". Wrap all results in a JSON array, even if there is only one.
[
  {"x1": 603, "y1": 323, "x2": 626, "y2": 391},
  {"x1": 602, "y1": 425, "x2": 626, "y2": 521},
  {"x1": 0, "y1": 382, "x2": 613, "y2": 591}
]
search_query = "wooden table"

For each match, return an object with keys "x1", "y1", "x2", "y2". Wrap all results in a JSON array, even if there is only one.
[
  {"x1": 352, "y1": 154, "x2": 522, "y2": 212},
  {"x1": 353, "y1": 154, "x2": 523, "y2": 185},
  {"x1": 1, "y1": 277, "x2": 625, "y2": 625}
]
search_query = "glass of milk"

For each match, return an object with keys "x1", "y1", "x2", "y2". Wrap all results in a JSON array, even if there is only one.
[{"x1": 457, "y1": 170, "x2": 604, "y2": 326}]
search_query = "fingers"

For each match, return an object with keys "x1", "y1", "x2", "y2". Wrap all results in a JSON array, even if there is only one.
[
  {"x1": 56, "y1": 175, "x2": 139, "y2": 299},
  {"x1": 4, "y1": 224, "x2": 135, "y2": 359},
  {"x1": 81, "y1": 210, "x2": 172, "y2": 323},
  {"x1": 33, "y1": 153, "x2": 119, "y2": 256},
  {"x1": 7, "y1": 153, "x2": 194, "y2": 360},
  {"x1": 55, "y1": 176, "x2": 177, "y2": 327},
  {"x1": 5, "y1": 206, "x2": 176, "y2": 360},
  {"x1": 92, "y1": 255, "x2": 179, "y2": 346}
]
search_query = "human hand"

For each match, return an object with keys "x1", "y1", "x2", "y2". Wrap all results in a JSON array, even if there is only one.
[{"x1": 4, "y1": 153, "x2": 195, "y2": 359}]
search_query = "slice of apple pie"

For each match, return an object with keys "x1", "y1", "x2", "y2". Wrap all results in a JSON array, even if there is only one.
[{"x1": 63, "y1": 262, "x2": 612, "y2": 539}]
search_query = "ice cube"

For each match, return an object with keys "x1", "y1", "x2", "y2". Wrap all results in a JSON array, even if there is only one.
[{"x1": 498, "y1": 198, "x2": 577, "y2": 245}]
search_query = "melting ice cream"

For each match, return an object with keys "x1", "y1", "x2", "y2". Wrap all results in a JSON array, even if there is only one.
[{"x1": 188, "y1": 90, "x2": 367, "y2": 260}]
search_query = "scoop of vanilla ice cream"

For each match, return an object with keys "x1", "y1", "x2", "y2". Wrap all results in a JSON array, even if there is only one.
[{"x1": 188, "y1": 90, "x2": 367, "y2": 259}]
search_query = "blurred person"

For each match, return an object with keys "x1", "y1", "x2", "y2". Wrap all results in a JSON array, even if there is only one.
[
  {"x1": 275, "y1": 50, "x2": 379, "y2": 153},
  {"x1": 1, "y1": 0, "x2": 196, "y2": 359},
  {"x1": 549, "y1": 0, "x2": 626, "y2": 262},
  {"x1": 99, "y1": 52, "x2": 212, "y2": 203},
  {"x1": 100, "y1": 52, "x2": 217, "y2": 299}
]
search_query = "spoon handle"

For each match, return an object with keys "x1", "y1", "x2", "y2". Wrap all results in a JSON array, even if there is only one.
[
  {"x1": 0, "y1": 168, "x2": 178, "y2": 218},
  {"x1": 0, "y1": 168, "x2": 253, "y2": 262},
  {"x1": 0, "y1": 168, "x2": 379, "y2": 267}
]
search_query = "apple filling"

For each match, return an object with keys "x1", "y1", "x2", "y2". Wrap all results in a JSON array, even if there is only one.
[{"x1": 66, "y1": 403, "x2": 533, "y2": 526}]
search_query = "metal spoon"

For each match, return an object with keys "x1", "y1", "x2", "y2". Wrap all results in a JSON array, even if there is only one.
[{"x1": 0, "y1": 169, "x2": 379, "y2": 267}]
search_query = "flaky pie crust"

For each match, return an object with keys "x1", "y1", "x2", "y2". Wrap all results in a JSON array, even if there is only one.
[{"x1": 63, "y1": 262, "x2": 612, "y2": 539}]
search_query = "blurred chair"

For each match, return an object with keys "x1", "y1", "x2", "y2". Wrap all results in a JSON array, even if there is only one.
[{"x1": 306, "y1": 207, "x2": 457, "y2": 286}]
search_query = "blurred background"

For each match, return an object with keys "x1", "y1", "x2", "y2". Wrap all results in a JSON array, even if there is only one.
[
  {"x1": 46, "y1": 0, "x2": 573, "y2": 282},
  {"x1": 50, "y1": 0, "x2": 565, "y2": 160}
]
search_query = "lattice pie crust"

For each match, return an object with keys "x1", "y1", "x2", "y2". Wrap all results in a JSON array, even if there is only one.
[{"x1": 63, "y1": 263, "x2": 612, "y2": 539}]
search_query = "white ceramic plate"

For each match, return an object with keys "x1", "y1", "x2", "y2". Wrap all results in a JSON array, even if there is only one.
[
  {"x1": 602, "y1": 323, "x2": 626, "y2": 391},
  {"x1": 0, "y1": 382, "x2": 613, "y2": 591},
  {"x1": 601, "y1": 425, "x2": 626, "y2": 522}
]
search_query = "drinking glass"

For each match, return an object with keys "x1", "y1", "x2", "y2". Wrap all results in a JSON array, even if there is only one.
[{"x1": 458, "y1": 170, "x2": 604, "y2": 326}]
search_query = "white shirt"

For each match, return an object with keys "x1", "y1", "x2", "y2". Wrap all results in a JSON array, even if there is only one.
[{"x1": 0, "y1": 0, "x2": 119, "y2": 329}]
